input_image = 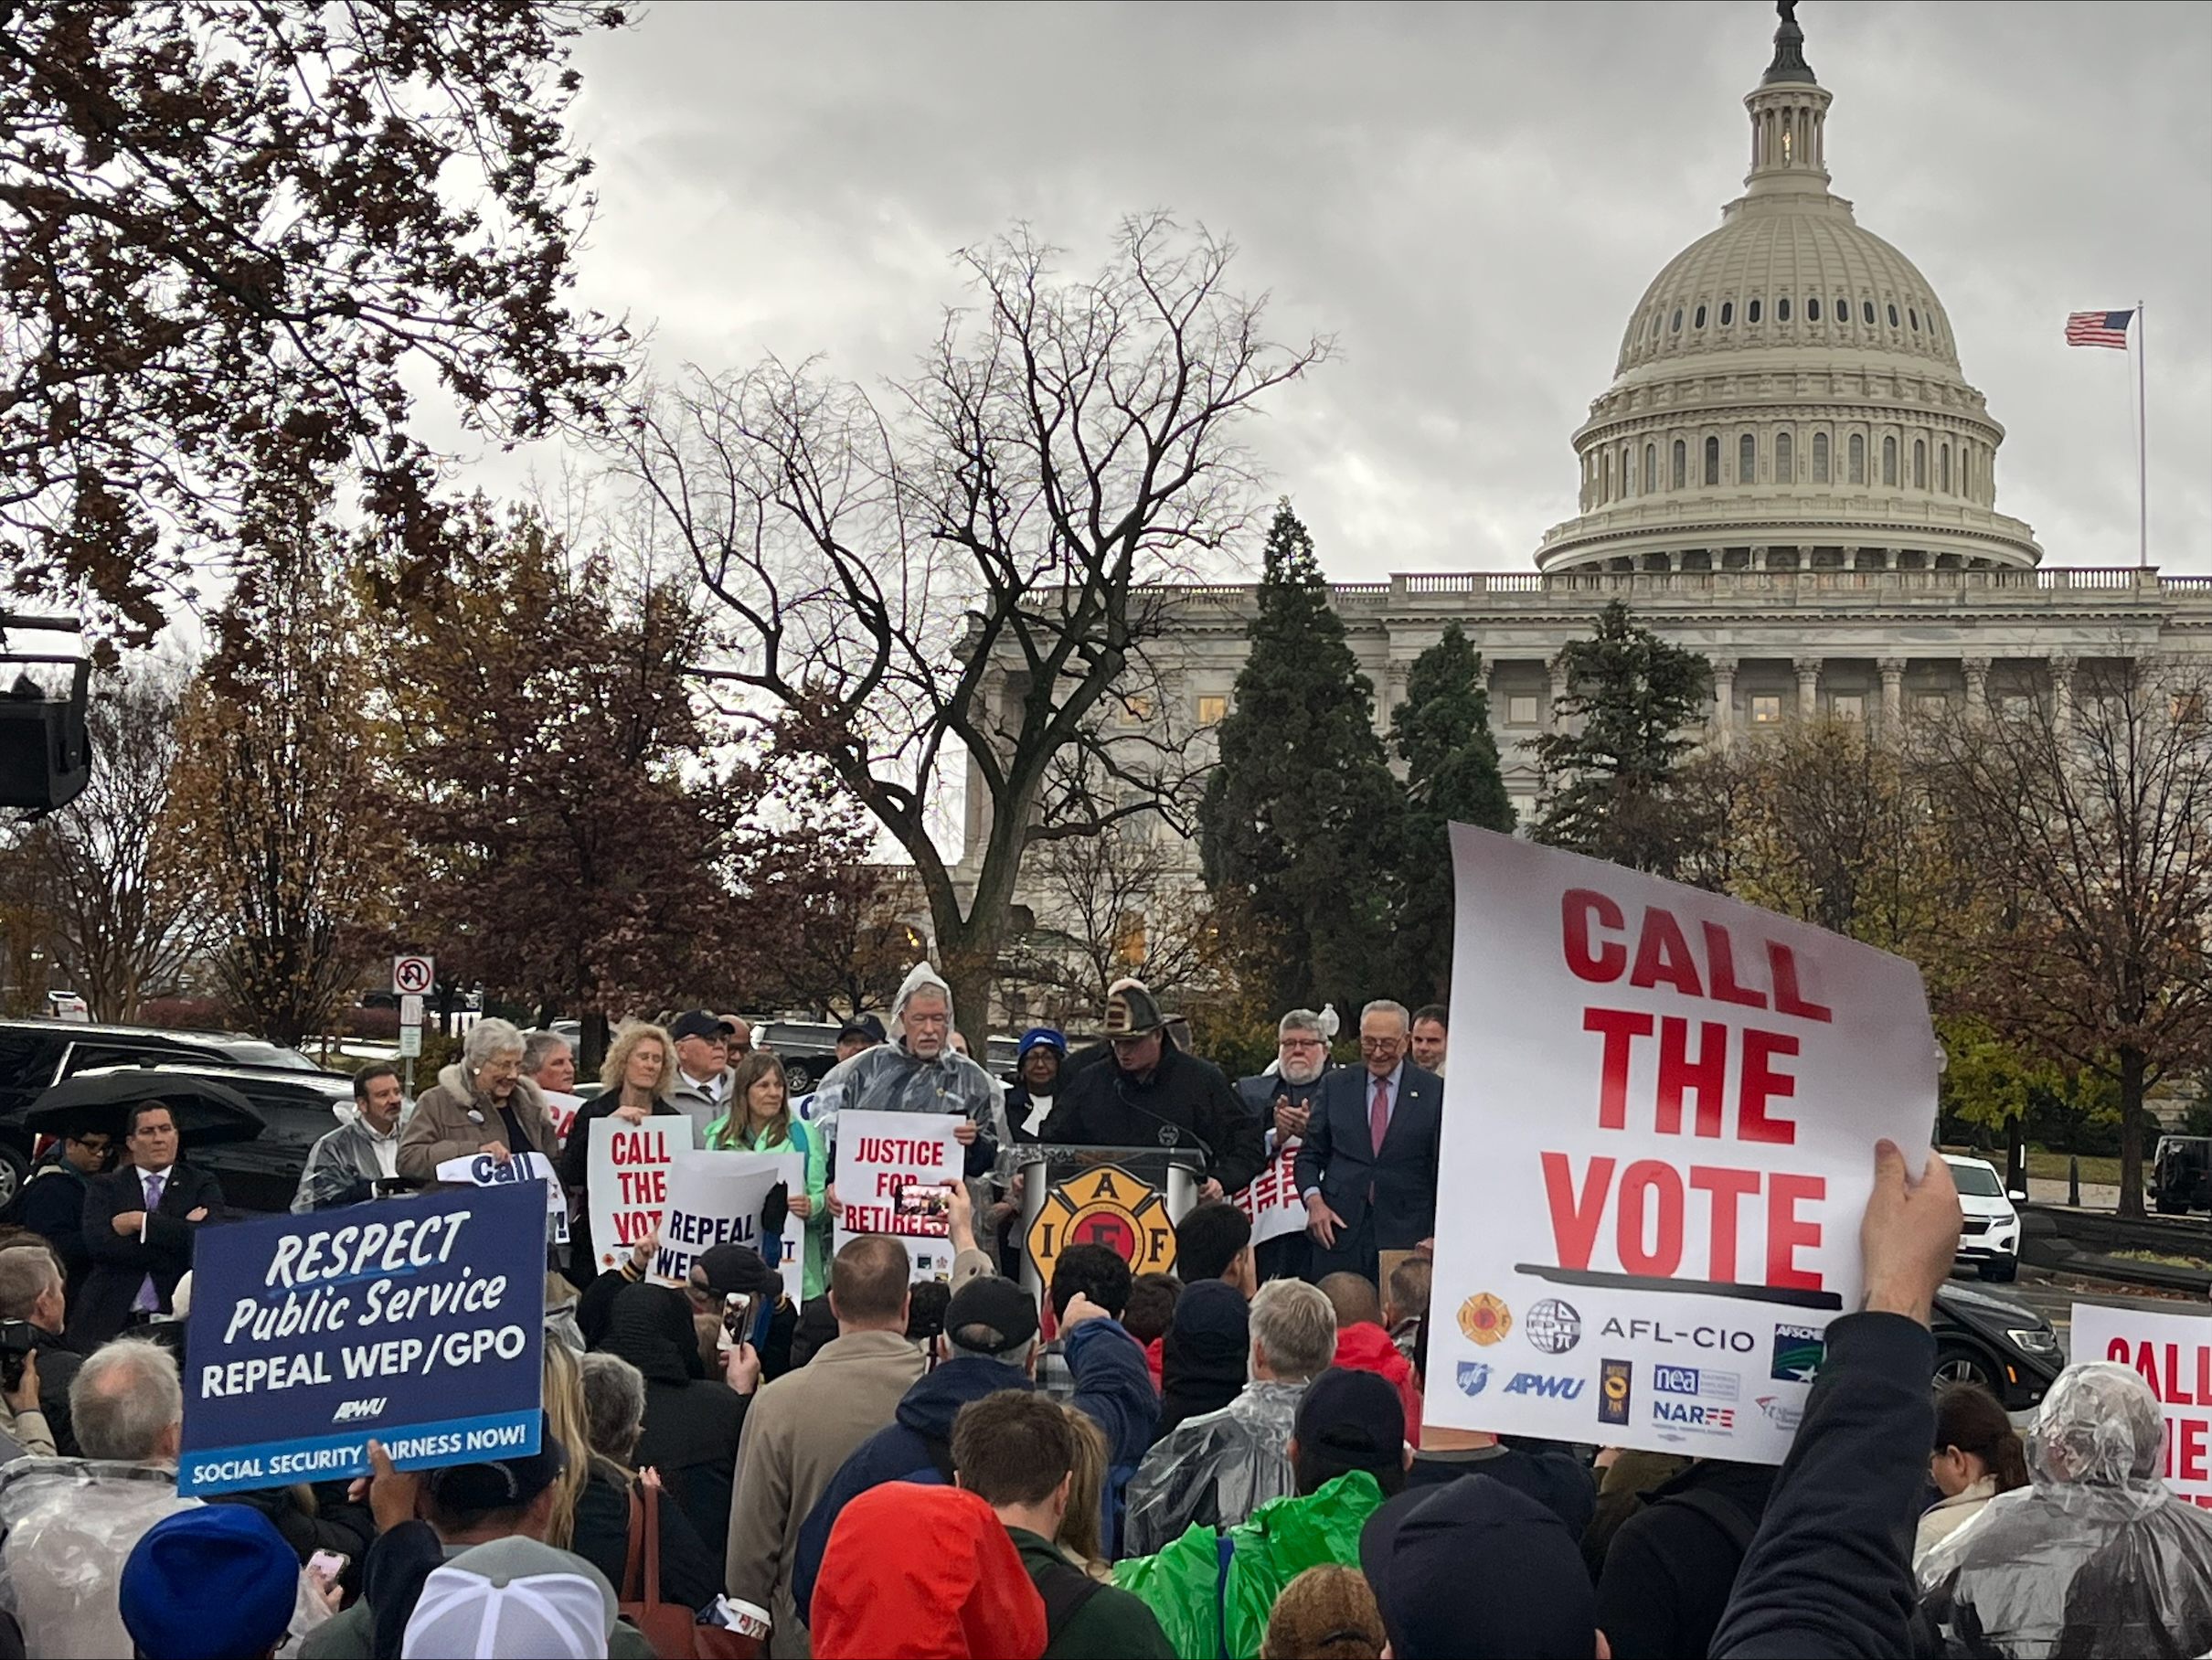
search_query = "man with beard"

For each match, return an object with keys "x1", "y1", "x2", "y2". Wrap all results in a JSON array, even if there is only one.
[{"x1": 1234, "y1": 1010, "x2": 1336, "y2": 1282}]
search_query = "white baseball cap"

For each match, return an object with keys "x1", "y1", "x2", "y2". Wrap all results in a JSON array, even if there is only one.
[{"x1": 401, "y1": 1537, "x2": 616, "y2": 1659}]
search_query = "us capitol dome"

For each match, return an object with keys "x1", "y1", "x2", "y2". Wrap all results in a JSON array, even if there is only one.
[{"x1": 1537, "y1": 2, "x2": 2040, "y2": 576}]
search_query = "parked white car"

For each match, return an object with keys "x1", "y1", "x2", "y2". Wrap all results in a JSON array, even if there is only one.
[{"x1": 1941, "y1": 1153, "x2": 2022, "y2": 1282}]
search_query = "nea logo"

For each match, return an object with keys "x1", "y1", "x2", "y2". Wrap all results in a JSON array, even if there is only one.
[{"x1": 332, "y1": 1398, "x2": 388, "y2": 1423}]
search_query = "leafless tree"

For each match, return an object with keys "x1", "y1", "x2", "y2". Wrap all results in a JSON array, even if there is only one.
[
  {"x1": 1007, "y1": 812, "x2": 1219, "y2": 1020},
  {"x1": 1923, "y1": 659, "x2": 2212, "y2": 1215},
  {"x1": 613, "y1": 217, "x2": 1324, "y2": 1027},
  {"x1": 5, "y1": 659, "x2": 212, "y2": 1019}
]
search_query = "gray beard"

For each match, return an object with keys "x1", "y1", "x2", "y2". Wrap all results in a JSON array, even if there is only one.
[{"x1": 1279, "y1": 1058, "x2": 1324, "y2": 1087}]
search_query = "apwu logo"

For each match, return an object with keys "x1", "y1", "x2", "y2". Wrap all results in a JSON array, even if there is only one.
[
  {"x1": 332, "y1": 1398, "x2": 388, "y2": 1423},
  {"x1": 1504, "y1": 1372, "x2": 1584, "y2": 1399}
]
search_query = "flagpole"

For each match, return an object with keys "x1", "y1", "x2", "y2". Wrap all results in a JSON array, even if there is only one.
[{"x1": 2135, "y1": 300, "x2": 2148, "y2": 569}]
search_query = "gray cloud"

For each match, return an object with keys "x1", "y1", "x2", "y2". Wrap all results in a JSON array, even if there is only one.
[{"x1": 543, "y1": 1, "x2": 2209, "y2": 575}]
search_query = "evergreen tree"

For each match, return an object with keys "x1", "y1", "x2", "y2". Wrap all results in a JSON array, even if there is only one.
[
  {"x1": 1199, "y1": 502, "x2": 1402, "y2": 1013},
  {"x1": 1533, "y1": 600, "x2": 1711, "y2": 876},
  {"x1": 1391, "y1": 622, "x2": 1515, "y2": 1002}
]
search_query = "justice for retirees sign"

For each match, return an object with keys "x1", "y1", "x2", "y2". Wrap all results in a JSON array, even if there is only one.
[
  {"x1": 1428, "y1": 825, "x2": 1937, "y2": 1464},
  {"x1": 589, "y1": 1115, "x2": 696, "y2": 1272},
  {"x1": 654, "y1": 1150, "x2": 806, "y2": 1304},
  {"x1": 178, "y1": 1184, "x2": 546, "y2": 1495},
  {"x1": 2070, "y1": 1304, "x2": 2212, "y2": 1507},
  {"x1": 835, "y1": 1110, "x2": 964, "y2": 1281}
]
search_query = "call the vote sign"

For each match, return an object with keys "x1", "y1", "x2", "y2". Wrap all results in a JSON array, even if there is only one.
[
  {"x1": 1428, "y1": 825, "x2": 1936, "y2": 1465},
  {"x1": 178, "y1": 1184, "x2": 546, "y2": 1496},
  {"x1": 2071, "y1": 1304, "x2": 2212, "y2": 1507}
]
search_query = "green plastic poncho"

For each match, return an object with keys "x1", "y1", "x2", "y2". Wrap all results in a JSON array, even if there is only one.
[{"x1": 1112, "y1": 1470, "x2": 1385, "y2": 1660}]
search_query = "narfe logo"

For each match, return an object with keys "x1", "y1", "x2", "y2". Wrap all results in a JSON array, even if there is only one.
[{"x1": 1598, "y1": 1358, "x2": 1632, "y2": 1426}]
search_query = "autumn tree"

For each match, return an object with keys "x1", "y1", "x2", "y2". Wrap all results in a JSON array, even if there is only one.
[
  {"x1": 1924, "y1": 661, "x2": 2212, "y2": 1215},
  {"x1": 3, "y1": 657, "x2": 211, "y2": 1019},
  {"x1": 1534, "y1": 601, "x2": 1711, "y2": 877},
  {"x1": 168, "y1": 489, "x2": 396, "y2": 1045},
  {"x1": 616, "y1": 218, "x2": 1323, "y2": 1027},
  {"x1": 1390, "y1": 622, "x2": 1513, "y2": 1003},
  {"x1": 0, "y1": 1, "x2": 627, "y2": 637}
]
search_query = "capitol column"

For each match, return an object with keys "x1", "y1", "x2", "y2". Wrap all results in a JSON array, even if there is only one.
[
  {"x1": 1709, "y1": 656, "x2": 1738, "y2": 749},
  {"x1": 1793, "y1": 656, "x2": 1822, "y2": 720},
  {"x1": 1547, "y1": 660, "x2": 1571, "y2": 730},
  {"x1": 1878, "y1": 658, "x2": 1907, "y2": 733},
  {"x1": 1962, "y1": 657, "x2": 1992, "y2": 720},
  {"x1": 2049, "y1": 654, "x2": 2077, "y2": 736}
]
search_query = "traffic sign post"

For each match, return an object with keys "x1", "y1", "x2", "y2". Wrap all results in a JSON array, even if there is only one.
[
  {"x1": 392, "y1": 954, "x2": 434, "y2": 996},
  {"x1": 394, "y1": 960, "x2": 431, "y2": 1096}
]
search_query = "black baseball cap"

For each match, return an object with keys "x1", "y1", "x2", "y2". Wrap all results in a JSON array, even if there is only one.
[
  {"x1": 669, "y1": 1010, "x2": 735, "y2": 1043},
  {"x1": 836, "y1": 1014, "x2": 887, "y2": 1044},
  {"x1": 1295, "y1": 1367, "x2": 1405, "y2": 1474},
  {"x1": 943, "y1": 1275, "x2": 1039, "y2": 1357},
  {"x1": 1360, "y1": 1475, "x2": 1595, "y2": 1657},
  {"x1": 694, "y1": 1243, "x2": 781, "y2": 1299},
  {"x1": 421, "y1": 1414, "x2": 568, "y2": 1513}
]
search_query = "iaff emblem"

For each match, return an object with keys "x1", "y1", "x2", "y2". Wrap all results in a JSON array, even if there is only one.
[{"x1": 1025, "y1": 1165, "x2": 1175, "y2": 1280}]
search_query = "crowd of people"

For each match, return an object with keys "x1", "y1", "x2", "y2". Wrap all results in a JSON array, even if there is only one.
[{"x1": 0, "y1": 968, "x2": 2208, "y2": 1656}]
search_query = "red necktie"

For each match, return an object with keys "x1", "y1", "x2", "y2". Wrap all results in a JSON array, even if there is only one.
[{"x1": 1367, "y1": 1078, "x2": 1390, "y2": 1206}]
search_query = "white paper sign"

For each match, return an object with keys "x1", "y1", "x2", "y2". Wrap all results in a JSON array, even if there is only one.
[
  {"x1": 1427, "y1": 825, "x2": 1937, "y2": 1464},
  {"x1": 2069, "y1": 1303, "x2": 2212, "y2": 1507},
  {"x1": 834, "y1": 1110, "x2": 964, "y2": 1282},
  {"x1": 1233, "y1": 1141, "x2": 1310, "y2": 1246},
  {"x1": 587, "y1": 1115, "x2": 697, "y2": 1272},
  {"x1": 433, "y1": 1150, "x2": 569, "y2": 1242},
  {"x1": 654, "y1": 1150, "x2": 806, "y2": 1304},
  {"x1": 542, "y1": 1091, "x2": 583, "y2": 1148}
]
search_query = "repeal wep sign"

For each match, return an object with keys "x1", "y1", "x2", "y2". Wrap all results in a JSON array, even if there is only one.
[
  {"x1": 178, "y1": 1184, "x2": 546, "y2": 1496},
  {"x1": 588, "y1": 1114, "x2": 696, "y2": 1272},
  {"x1": 2070, "y1": 1303, "x2": 2212, "y2": 1507},
  {"x1": 1429, "y1": 825, "x2": 1936, "y2": 1464},
  {"x1": 654, "y1": 1150, "x2": 806, "y2": 1304}
]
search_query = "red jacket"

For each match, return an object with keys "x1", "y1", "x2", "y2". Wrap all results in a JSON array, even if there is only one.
[
  {"x1": 1334, "y1": 1321, "x2": 1423, "y2": 1436},
  {"x1": 1144, "y1": 1335, "x2": 1164, "y2": 1390},
  {"x1": 809, "y1": 1482, "x2": 1047, "y2": 1658}
]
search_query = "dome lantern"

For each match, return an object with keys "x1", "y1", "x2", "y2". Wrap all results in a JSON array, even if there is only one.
[{"x1": 1742, "y1": 3, "x2": 1832, "y2": 202}]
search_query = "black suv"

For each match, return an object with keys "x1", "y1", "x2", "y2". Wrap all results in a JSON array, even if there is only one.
[
  {"x1": 0, "y1": 1018, "x2": 325, "y2": 1205},
  {"x1": 2153, "y1": 1136, "x2": 2212, "y2": 1214}
]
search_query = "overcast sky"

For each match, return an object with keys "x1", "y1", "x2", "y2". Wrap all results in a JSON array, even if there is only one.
[{"x1": 537, "y1": 0, "x2": 2210, "y2": 577}]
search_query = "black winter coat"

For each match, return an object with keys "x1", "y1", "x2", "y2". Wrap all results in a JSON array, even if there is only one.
[
  {"x1": 1596, "y1": 1457, "x2": 1777, "y2": 1660},
  {"x1": 1037, "y1": 1045, "x2": 1266, "y2": 1192},
  {"x1": 571, "y1": 1465, "x2": 725, "y2": 1609},
  {"x1": 595, "y1": 1281, "x2": 748, "y2": 1564}
]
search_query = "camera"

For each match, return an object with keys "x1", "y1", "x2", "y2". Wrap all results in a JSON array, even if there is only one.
[{"x1": 0, "y1": 1321, "x2": 37, "y2": 1394}]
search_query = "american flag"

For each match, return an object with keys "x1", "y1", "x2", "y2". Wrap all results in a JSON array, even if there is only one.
[{"x1": 2066, "y1": 309, "x2": 2134, "y2": 348}]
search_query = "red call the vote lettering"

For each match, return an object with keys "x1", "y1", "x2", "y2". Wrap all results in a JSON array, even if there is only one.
[
  {"x1": 2110, "y1": 1337, "x2": 2212, "y2": 1498},
  {"x1": 1542, "y1": 889, "x2": 1839, "y2": 1293}
]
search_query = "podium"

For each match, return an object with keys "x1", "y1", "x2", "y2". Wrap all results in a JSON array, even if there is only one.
[{"x1": 1016, "y1": 1144, "x2": 1205, "y2": 1305}]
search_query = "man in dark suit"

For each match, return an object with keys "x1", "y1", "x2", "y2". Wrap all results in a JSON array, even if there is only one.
[
  {"x1": 1293, "y1": 1000, "x2": 1441, "y2": 1283},
  {"x1": 70, "y1": 1100, "x2": 223, "y2": 1346}
]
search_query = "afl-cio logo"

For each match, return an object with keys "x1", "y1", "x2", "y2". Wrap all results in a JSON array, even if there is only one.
[
  {"x1": 1524, "y1": 1298, "x2": 1582, "y2": 1355},
  {"x1": 1457, "y1": 1293, "x2": 1512, "y2": 1346}
]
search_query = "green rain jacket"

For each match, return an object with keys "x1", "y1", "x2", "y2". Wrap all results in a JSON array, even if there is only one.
[
  {"x1": 703, "y1": 1113, "x2": 831, "y2": 1300},
  {"x1": 1112, "y1": 1471, "x2": 1385, "y2": 1660}
]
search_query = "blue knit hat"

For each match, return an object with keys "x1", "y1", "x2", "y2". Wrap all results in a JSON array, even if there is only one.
[
  {"x1": 121, "y1": 1505, "x2": 300, "y2": 1660},
  {"x1": 1016, "y1": 1026, "x2": 1067, "y2": 1058}
]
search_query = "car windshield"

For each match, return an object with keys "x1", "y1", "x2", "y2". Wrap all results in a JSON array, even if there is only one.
[
  {"x1": 213, "y1": 1040, "x2": 320, "y2": 1071},
  {"x1": 1947, "y1": 1161, "x2": 2005, "y2": 1197}
]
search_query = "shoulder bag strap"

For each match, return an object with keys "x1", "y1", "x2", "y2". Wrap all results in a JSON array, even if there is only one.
[
  {"x1": 621, "y1": 1484, "x2": 647, "y2": 1602},
  {"x1": 643, "y1": 1471, "x2": 665, "y2": 1614}
]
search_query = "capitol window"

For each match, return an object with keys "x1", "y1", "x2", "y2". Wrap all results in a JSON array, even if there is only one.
[
  {"x1": 1672, "y1": 308, "x2": 1683, "y2": 333},
  {"x1": 1673, "y1": 439, "x2": 1686, "y2": 489},
  {"x1": 1888, "y1": 303, "x2": 1900, "y2": 327},
  {"x1": 1835, "y1": 296, "x2": 1848, "y2": 324},
  {"x1": 1883, "y1": 435, "x2": 1898, "y2": 484},
  {"x1": 1776, "y1": 431, "x2": 1793, "y2": 480},
  {"x1": 1694, "y1": 304, "x2": 1707, "y2": 328},
  {"x1": 1913, "y1": 438, "x2": 1927, "y2": 488},
  {"x1": 1940, "y1": 445, "x2": 1951, "y2": 493},
  {"x1": 1704, "y1": 436, "x2": 1719, "y2": 485},
  {"x1": 1748, "y1": 298, "x2": 1762, "y2": 324},
  {"x1": 1813, "y1": 431, "x2": 1830, "y2": 483},
  {"x1": 1644, "y1": 443, "x2": 1657, "y2": 495},
  {"x1": 1739, "y1": 433, "x2": 1756, "y2": 483},
  {"x1": 1507, "y1": 695, "x2": 1539, "y2": 726},
  {"x1": 1720, "y1": 301, "x2": 1734, "y2": 325},
  {"x1": 1196, "y1": 695, "x2": 1228, "y2": 726},
  {"x1": 1832, "y1": 695, "x2": 1865, "y2": 722},
  {"x1": 1848, "y1": 433, "x2": 1866, "y2": 484},
  {"x1": 1862, "y1": 300, "x2": 1877, "y2": 325},
  {"x1": 1909, "y1": 308, "x2": 1920, "y2": 331},
  {"x1": 1750, "y1": 696, "x2": 1782, "y2": 726},
  {"x1": 1807, "y1": 297, "x2": 1821, "y2": 322},
  {"x1": 1778, "y1": 296, "x2": 1792, "y2": 322}
]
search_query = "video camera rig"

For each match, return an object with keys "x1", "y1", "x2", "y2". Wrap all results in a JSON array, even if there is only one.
[{"x1": 0, "y1": 613, "x2": 90, "y2": 814}]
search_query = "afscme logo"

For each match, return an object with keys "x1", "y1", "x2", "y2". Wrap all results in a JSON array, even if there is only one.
[
  {"x1": 332, "y1": 1398, "x2": 388, "y2": 1422},
  {"x1": 1503, "y1": 1372, "x2": 1583, "y2": 1399}
]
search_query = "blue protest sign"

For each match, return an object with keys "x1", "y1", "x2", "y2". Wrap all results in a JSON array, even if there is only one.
[{"x1": 177, "y1": 1182, "x2": 545, "y2": 1496}]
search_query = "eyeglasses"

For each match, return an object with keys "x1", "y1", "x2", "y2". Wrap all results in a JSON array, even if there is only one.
[
  {"x1": 1358, "y1": 1037, "x2": 1404, "y2": 1051},
  {"x1": 1280, "y1": 1038, "x2": 1326, "y2": 1050}
]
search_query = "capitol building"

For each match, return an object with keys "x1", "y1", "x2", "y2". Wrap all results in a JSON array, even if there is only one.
[{"x1": 961, "y1": 6, "x2": 2209, "y2": 952}]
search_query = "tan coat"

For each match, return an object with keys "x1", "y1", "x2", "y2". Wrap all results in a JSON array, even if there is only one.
[
  {"x1": 724, "y1": 1328, "x2": 924, "y2": 1655},
  {"x1": 396, "y1": 1062, "x2": 558, "y2": 1180}
]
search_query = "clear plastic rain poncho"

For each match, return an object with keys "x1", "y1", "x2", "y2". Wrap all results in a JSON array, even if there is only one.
[
  {"x1": 0, "y1": 1459, "x2": 197, "y2": 1659},
  {"x1": 1122, "y1": 1378, "x2": 1308, "y2": 1558},
  {"x1": 1914, "y1": 1361, "x2": 2212, "y2": 1657},
  {"x1": 810, "y1": 963, "x2": 1010, "y2": 1158}
]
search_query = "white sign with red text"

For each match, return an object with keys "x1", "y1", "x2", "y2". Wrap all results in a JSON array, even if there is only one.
[
  {"x1": 2070, "y1": 1303, "x2": 2212, "y2": 1507},
  {"x1": 588, "y1": 1115, "x2": 697, "y2": 1272},
  {"x1": 834, "y1": 1109, "x2": 964, "y2": 1282},
  {"x1": 1233, "y1": 1141, "x2": 1310, "y2": 1246},
  {"x1": 1427, "y1": 825, "x2": 1937, "y2": 1464}
]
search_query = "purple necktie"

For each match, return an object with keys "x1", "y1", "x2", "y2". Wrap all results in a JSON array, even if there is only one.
[{"x1": 133, "y1": 1170, "x2": 165, "y2": 1313}]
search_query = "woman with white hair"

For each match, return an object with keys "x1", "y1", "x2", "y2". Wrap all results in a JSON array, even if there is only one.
[{"x1": 397, "y1": 1016, "x2": 558, "y2": 1179}]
